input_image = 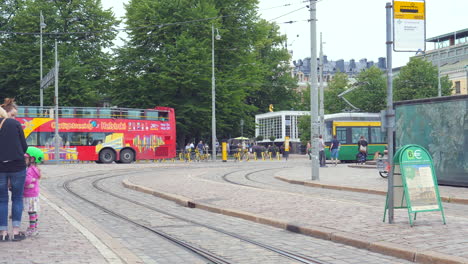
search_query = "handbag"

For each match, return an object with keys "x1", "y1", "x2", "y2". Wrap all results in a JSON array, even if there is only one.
[{"x1": 359, "y1": 145, "x2": 367, "y2": 152}]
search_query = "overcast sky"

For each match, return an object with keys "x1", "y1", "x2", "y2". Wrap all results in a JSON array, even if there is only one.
[{"x1": 102, "y1": 0, "x2": 468, "y2": 68}]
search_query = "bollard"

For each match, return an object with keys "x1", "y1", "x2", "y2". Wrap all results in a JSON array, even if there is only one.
[{"x1": 222, "y1": 142, "x2": 228, "y2": 162}]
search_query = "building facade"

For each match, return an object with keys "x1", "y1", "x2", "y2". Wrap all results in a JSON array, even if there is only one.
[{"x1": 414, "y1": 28, "x2": 468, "y2": 95}]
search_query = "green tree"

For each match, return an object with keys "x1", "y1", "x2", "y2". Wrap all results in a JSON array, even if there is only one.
[
  {"x1": 347, "y1": 66, "x2": 387, "y2": 112},
  {"x1": 324, "y1": 71, "x2": 349, "y2": 113},
  {"x1": 298, "y1": 114, "x2": 310, "y2": 145},
  {"x1": 394, "y1": 58, "x2": 452, "y2": 101},
  {"x1": 0, "y1": 0, "x2": 118, "y2": 106},
  {"x1": 112, "y1": 0, "x2": 297, "y2": 146}
]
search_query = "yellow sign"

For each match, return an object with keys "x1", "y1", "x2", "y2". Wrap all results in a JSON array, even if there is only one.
[{"x1": 394, "y1": 1, "x2": 425, "y2": 20}]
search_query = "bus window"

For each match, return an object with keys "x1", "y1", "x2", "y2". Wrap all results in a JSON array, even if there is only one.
[
  {"x1": 336, "y1": 127, "x2": 347, "y2": 144},
  {"x1": 82, "y1": 108, "x2": 97, "y2": 118},
  {"x1": 370, "y1": 127, "x2": 386, "y2": 143},
  {"x1": 17, "y1": 107, "x2": 25, "y2": 118},
  {"x1": 146, "y1": 111, "x2": 159, "y2": 120},
  {"x1": 351, "y1": 127, "x2": 369, "y2": 143},
  {"x1": 27, "y1": 107, "x2": 39, "y2": 118},
  {"x1": 60, "y1": 108, "x2": 75, "y2": 118},
  {"x1": 26, "y1": 132, "x2": 39, "y2": 145},
  {"x1": 112, "y1": 109, "x2": 122, "y2": 119},
  {"x1": 127, "y1": 110, "x2": 141, "y2": 119},
  {"x1": 99, "y1": 109, "x2": 111, "y2": 119},
  {"x1": 159, "y1": 112, "x2": 169, "y2": 121}
]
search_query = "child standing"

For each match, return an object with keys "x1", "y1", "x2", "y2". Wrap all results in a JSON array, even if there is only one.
[{"x1": 23, "y1": 147, "x2": 43, "y2": 236}]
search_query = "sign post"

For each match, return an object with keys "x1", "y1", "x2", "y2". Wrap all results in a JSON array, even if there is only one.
[
  {"x1": 393, "y1": 0, "x2": 426, "y2": 52},
  {"x1": 383, "y1": 144, "x2": 446, "y2": 226}
]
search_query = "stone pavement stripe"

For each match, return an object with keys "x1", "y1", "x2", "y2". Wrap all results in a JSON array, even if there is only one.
[
  {"x1": 41, "y1": 189, "x2": 144, "y2": 264},
  {"x1": 275, "y1": 176, "x2": 468, "y2": 205},
  {"x1": 123, "y1": 179, "x2": 468, "y2": 264}
]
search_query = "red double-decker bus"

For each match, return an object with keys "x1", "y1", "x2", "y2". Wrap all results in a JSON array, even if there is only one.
[{"x1": 16, "y1": 106, "x2": 176, "y2": 163}]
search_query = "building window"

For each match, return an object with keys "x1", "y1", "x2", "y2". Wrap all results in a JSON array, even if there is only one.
[{"x1": 455, "y1": 81, "x2": 461, "y2": 94}]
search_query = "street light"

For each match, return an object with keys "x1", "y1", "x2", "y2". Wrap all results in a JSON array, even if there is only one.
[
  {"x1": 40, "y1": 11, "x2": 46, "y2": 108},
  {"x1": 212, "y1": 24, "x2": 220, "y2": 161}
]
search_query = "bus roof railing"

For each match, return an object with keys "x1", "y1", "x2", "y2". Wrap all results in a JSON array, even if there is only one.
[{"x1": 17, "y1": 106, "x2": 171, "y2": 121}]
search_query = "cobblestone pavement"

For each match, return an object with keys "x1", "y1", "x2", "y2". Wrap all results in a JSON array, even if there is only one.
[
  {"x1": 0, "y1": 161, "x2": 415, "y2": 264},
  {"x1": 121, "y1": 159, "x2": 468, "y2": 264},
  {"x1": 38, "y1": 164, "x2": 410, "y2": 264}
]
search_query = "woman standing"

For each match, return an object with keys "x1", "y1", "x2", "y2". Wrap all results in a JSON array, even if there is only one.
[{"x1": 0, "y1": 98, "x2": 28, "y2": 241}]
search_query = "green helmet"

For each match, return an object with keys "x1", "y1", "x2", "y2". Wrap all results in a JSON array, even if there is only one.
[{"x1": 26, "y1": 147, "x2": 45, "y2": 163}]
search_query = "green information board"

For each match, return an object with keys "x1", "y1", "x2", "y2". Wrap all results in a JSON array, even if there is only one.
[{"x1": 383, "y1": 144, "x2": 446, "y2": 226}]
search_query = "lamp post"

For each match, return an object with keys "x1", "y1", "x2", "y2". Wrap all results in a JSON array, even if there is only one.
[
  {"x1": 212, "y1": 24, "x2": 221, "y2": 161},
  {"x1": 40, "y1": 11, "x2": 46, "y2": 108}
]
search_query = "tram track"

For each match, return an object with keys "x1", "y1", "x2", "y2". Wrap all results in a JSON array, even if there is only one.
[
  {"x1": 63, "y1": 173, "x2": 232, "y2": 264},
  {"x1": 63, "y1": 172, "x2": 329, "y2": 264}
]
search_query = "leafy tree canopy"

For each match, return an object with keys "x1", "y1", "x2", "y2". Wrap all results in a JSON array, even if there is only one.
[
  {"x1": 0, "y1": 0, "x2": 119, "y2": 106},
  {"x1": 394, "y1": 58, "x2": 452, "y2": 101},
  {"x1": 112, "y1": 0, "x2": 297, "y2": 146}
]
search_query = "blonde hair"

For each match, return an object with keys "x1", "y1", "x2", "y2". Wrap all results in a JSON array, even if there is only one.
[
  {"x1": 0, "y1": 107, "x2": 7, "y2": 118},
  {"x1": 1, "y1": 98, "x2": 18, "y2": 114}
]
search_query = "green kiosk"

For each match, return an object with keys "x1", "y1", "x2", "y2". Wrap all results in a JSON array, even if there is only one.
[{"x1": 383, "y1": 144, "x2": 446, "y2": 226}]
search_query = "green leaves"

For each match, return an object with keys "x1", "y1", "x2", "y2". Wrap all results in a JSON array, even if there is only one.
[
  {"x1": 111, "y1": 0, "x2": 297, "y2": 145},
  {"x1": 394, "y1": 58, "x2": 452, "y2": 101},
  {"x1": 0, "y1": 0, "x2": 119, "y2": 106}
]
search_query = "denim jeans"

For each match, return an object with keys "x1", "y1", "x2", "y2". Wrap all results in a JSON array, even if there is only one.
[{"x1": 0, "y1": 169, "x2": 26, "y2": 231}]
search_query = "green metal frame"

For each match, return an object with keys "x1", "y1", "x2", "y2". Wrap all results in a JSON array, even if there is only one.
[{"x1": 383, "y1": 144, "x2": 446, "y2": 226}]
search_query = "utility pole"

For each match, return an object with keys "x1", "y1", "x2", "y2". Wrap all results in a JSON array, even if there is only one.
[
  {"x1": 309, "y1": 0, "x2": 319, "y2": 180},
  {"x1": 212, "y1": 24, "x2": 216, "y2": 161},
  {"x1": 319, "y1": 32, "x2": 324, "y2": 135},
  {"x1": 54, "y1": 39, "x2": 60, "y2": 165},
  {"x1": 385, "y1": 2, "x2": 395, "y2": 223},
  {"x1": 40, "y1": 11, "x2": 45, "y2": 108}
]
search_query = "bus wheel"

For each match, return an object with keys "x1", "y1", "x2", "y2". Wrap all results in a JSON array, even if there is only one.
[
  {"x1": 99, "y1": 149, "x2": 115, "y2": 164},
  {"x1": 120, "y1": 149, "x2": 134, "y2": 163}
]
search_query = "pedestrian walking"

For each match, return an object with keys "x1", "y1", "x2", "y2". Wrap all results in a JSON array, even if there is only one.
[
  {"x1": 306, "y1": 141, "x2": 311, "y2": 160},
  {"x1": 197, "y1": 141, "x2": 204, "y2": 155},
  {"x1": 330, "y1": 135, "x2": 340, "y2": 166},
  {"x1": 23, "y1": 148, "x2": 44, "y2": 236},
  {"x1": 0, "y1": 99, "x2": 28, "y2": 241},
  {"x1": 319, "y1": 135, "x2": 327, "y2": 167}
]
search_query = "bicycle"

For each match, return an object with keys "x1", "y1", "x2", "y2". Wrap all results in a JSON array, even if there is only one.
[{"x1": 376, "y1": 156, "x2": 390, "y2": 178}]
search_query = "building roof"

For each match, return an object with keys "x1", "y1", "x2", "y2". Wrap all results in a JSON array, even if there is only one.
[{"x1": 426, "y1": 28, "x2": 468, "y2": 42}]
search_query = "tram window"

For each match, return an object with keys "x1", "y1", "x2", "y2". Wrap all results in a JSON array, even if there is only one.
[
  {"x1": 99, "y1": 109, "x2": 111, "y2": 119},
  {"x1": 336, "y1": 127, "x2": 347, "y2": 144},
  {"x1": 351, "y1": 127, "x2": 368, "y2": 143},
  {"x1": 324, "y1": 121, "x2": 333, "y2": 141},
  {"x1": 370, "y1": 127, "x2": 386, "y2": 144}
]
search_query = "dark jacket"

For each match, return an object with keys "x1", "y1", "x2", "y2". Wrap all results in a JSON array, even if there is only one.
[{"x1": 0, "y1": 118, "x2": 28, "y2": 172}]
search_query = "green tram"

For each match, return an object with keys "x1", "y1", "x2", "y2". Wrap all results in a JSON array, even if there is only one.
[{"x1": 323, "y1": 113, "x2": 387, "y2": 162}]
